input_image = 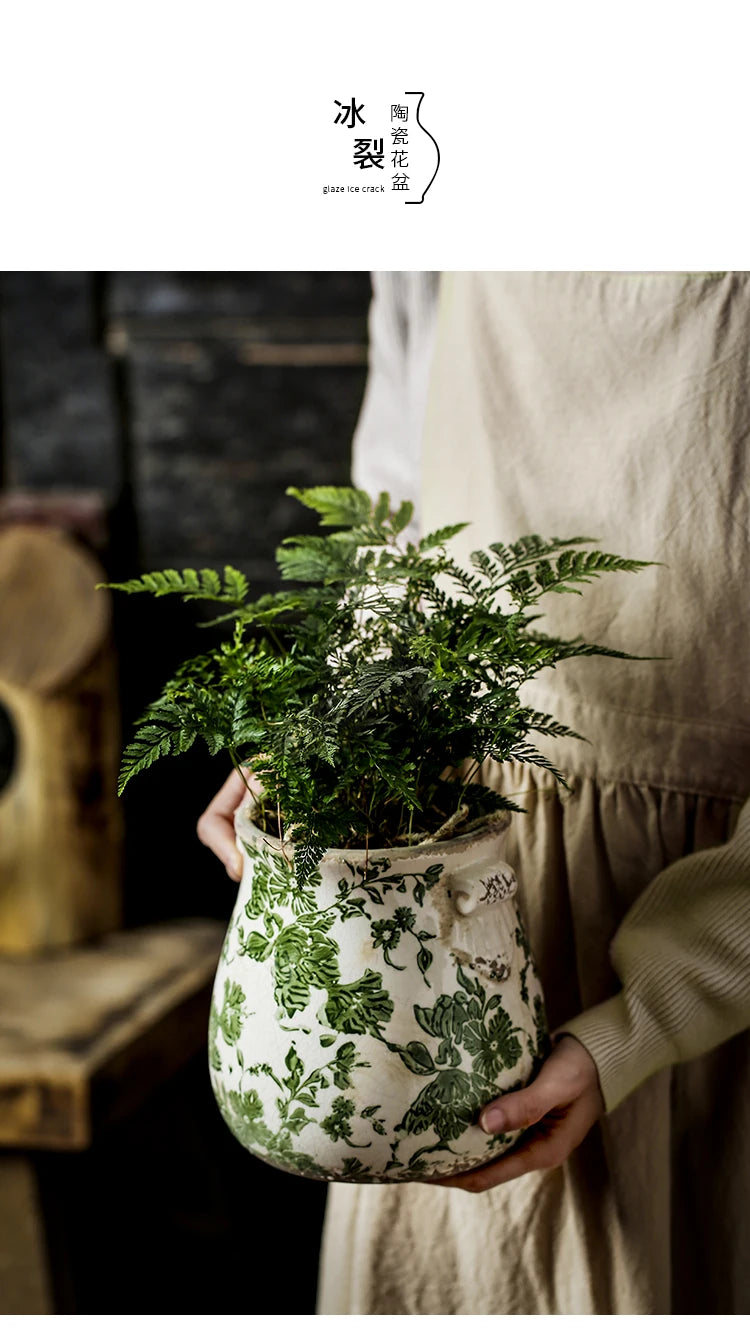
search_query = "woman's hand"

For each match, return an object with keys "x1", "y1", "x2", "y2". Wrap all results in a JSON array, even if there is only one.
[
  {"x1": 196, "y1": 766, "x2": 260, "y2": 882},
  {"x1": 438, "y1": 1035, "x2": 605, "y2": 1193}
]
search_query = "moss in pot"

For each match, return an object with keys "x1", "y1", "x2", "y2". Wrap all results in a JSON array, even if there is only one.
[{"x1": 105, "y1": 486, "x2": 651, "y2": 1181}]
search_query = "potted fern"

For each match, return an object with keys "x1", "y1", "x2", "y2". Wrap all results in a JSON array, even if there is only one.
[{"x1": 108, "y1": 486, "x2": 649, "y2": 1182}]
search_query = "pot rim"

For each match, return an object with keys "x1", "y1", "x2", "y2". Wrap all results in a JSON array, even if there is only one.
[{"x1": 234, "y1": 797, "x2": 511, "y2": 864}]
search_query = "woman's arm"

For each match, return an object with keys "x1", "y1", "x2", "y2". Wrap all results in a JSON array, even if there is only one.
[
  {"x1": 443, "y1": 794, "x2": 750, "y2": 1192},
  {"x1": 559, "y1": 792, "x2": 750, "y2": 1110}
]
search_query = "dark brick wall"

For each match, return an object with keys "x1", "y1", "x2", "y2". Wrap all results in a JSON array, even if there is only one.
[
  {"x1": 0, "y1": 273, "x2": 119, "y2": 493},
  {"x1": 0, "y1": 271, "x2": 372, "y2": 1314}
]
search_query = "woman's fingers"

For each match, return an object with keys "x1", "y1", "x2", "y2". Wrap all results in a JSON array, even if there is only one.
[
  {"x1": 478, "y1": 1079, "x2": 557, "y2": 1135},
  {"x1": 479, "y1": 1035, "x2": 599, "y2": 1134},
  {"x1": 442, "y1": 1097, "x2": 593, "y2": 1193},
  {"x1": 196, "y1": 766, "x2": 259, "y2": 881},
  {"x1": 433, "y1": 1037, "x2": 605, "y2": 1194}
]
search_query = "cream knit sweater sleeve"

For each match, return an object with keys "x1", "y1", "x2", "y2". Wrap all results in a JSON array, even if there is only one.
[
  {"x1": 558, "y1": 796, "x2": 750, "y2": 1112},
  {"x1": 351, "y1": 271, "x2": 750, "y2": 1118}
]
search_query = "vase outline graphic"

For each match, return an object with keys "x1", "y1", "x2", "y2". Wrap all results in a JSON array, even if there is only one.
[{"x1": 403, "y1": 91, "x2": 440, "y2": 204}]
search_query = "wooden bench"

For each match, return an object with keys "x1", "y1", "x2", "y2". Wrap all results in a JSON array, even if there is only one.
[{"x1": 0, "y1": 918, "x2": 225, "y2": 1313}]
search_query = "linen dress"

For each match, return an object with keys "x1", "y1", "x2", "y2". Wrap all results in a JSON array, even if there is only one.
[{"x1": 317, "y1": 271, "x2": 750, "y2": 1315}]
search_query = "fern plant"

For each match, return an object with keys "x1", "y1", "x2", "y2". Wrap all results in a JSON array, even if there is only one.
[{"x1": 105, "y1": 486, "x2": 652, "y2": 886}]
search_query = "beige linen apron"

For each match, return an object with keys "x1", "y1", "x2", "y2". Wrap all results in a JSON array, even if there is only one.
[{"x1": 317, "y1": 271, "x2": 750, "y2": 1314}]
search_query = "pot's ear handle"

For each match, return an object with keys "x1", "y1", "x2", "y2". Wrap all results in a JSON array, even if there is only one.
[
  {"x1": 453, "y1": 861, "x2": 518, "y2": 915},
  {"x1": 447, "y1": 860, "x2": 519, "y2": 984}
]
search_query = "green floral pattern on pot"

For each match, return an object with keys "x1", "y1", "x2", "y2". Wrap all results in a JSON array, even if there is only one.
[{"x1": 209, "y1": 803, "x2": 549, "y2": 1182}]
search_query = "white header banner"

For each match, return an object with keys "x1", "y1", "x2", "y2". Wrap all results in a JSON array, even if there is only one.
[{"x1": 0, "y1": 0, "x2": 746, "y2": 270}]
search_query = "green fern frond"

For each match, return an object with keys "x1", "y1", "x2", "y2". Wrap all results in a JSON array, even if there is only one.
[
  {"x1": 533, "y1": 549, "x2": 654, "y2": 596},
  {"x1": 522, "y1": 710, "x2": 588, "y2": 742},
  {"x1": 418, "y1": 523, "x2": 470, "y2": 552},
  {"x1": 292, "y1": 837, "x2": 328, "y2": 891},
  {"x1": 469, "y1": 549, "x2": 497, "y2": 583},
  {"x1": 442, "y1": 558, "x2": 486, "y2": 600},
  {"x1": 118, "y1": 726, "x2": 176, "y2": 793},
  {"x1": 108, "y1": 484, "x2": 655, "y2": 885},
  {"x1": 286, "y1": 485, "x2": 372, "y2": 528},
  {"x1": 528, "y1": 631, "x2": 649, "y2": 662},
  {"x1": 222, "y1": 566, "x2": 249, "y2": 602},
  {"x1": 333, "y1": 662, "x2": 431, "y2": 718},
  {"x1": 101, "y1": 565, "x2": 249, "y2": 605},
  {"x1": 391, "y1": 499, "x2": 415, "y2": 534},
  {"x1": 276, "y1": 538, "x2": 357, "y2": 584},
  {"x1": 490, "y1": 534, "x2": 597, "y2": 575},
  {"x1": 373, "y1": 491, "x2": 391, "y2": 525},
  {"x1": 507, "y1": 742, "x2": 570, "y2": 788}
]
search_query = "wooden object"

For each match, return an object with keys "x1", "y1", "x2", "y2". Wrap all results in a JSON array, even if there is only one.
[
  {"x1": 0, "y1": 525, "x2": 123, "y2": 955},
  {"x1": 0, "y1": 918, "x2": 224, "y2": 1150},
  {"x1": 0, "y1": 490, "x2": 110, "y2": 553},
  {"x1": 0, "y1": 1157, "x2": 52, "y2": 1313},
  {"x1": 0, "y1": 917, "x2": 225, "y2": 1313}
]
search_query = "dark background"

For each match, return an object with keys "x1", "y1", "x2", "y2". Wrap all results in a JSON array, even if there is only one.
[{"x1": 0, "y1": 271, "x2": 373, "y2": 1313}]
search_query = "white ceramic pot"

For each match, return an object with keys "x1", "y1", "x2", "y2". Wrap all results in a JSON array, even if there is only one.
[{"x1": 208, "y1": 802, "x2": 549, "y2": 1182}]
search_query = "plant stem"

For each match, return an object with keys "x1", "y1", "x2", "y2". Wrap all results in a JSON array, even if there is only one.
[
  {"x1": 460, "y1": 810, "x2": 511, "y2": 835},
  {"x1": 454, "y1": 757, "x2": 483, "y2": 812},
  {"x1": 416, "y1": 804, "x2": 469, "y2": 846}
]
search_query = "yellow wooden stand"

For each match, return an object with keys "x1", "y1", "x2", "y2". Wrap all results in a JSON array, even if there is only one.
[{"x1": 0, "y1": 525, "x2": 123, "y2": 954}]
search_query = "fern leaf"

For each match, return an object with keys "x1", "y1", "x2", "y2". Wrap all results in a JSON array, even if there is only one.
[
  {"x1": 102, "y1": 570, "x2": 184, "y2": 597},
  {"x1": 374, "y1": 491, "x2": 391, "y2": 526},
  {"x1": 487, "y1": 540, "x2": 512, "y2": 567},
  {"x1": 102, "y1": 565, "x2": 248, "y2": 605},
  {"x1": 333, "y1": 662, "x2": 430, "y2": 717},
  {"x1": 277, "y1": 537, "x2": 357, "y2": 584},
  {"x1": 109, "y1": 486, "x2": 654, "y2": 886},
  {"x1": 490, "y1": 535, "x2": 596, "y2": 578},
  {"x1": 522, "y1": 710, "x2": 588, "y2": 742},
  {"x1": 118, "y1": 726, "x2": 175, "y2": 793},
  {"x1": 530, "y1": 549, "x2": 650, "y2": 598},
  {"x1": 507, "y1": 741, "x2": 570, "y2": 788},
  {"x1": 391, "y1": 499, "x2": 415, "y2": 534},
  {"x1": 443, "y1": 559, "x2": 485, "y2": 600},
  {"x1": 470, "y1": 549, "x2": 496, "y2": 583},
  {"x1": 222, "y1": 566, "x2": 249, "y2": 603},
  {"x1": 287, "y1": 485, "x2": 372, "y2": 528},
  {"x1": 293, "y1": 838, "x2": 327, "y2": 891},
  {"x1": 418, "y1": 523, "x2": 470, "y2": 552},
  {"x1": 310, "y1": 733, "x2": 339, "y2": 766},
  {"x1": 174, "y1": 727, "x2": 198, "y2": 754},
  {"x1": 528, "y1": 631, "x2": 648, "y2": 662},
  {"x1": 197, "y1": 568, "x2": 221, "y2": 597}
]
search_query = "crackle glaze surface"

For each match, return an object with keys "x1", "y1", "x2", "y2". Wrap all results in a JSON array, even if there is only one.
[{"x1": 208, "y1": 807, "x2": 549, "y2": 1182}]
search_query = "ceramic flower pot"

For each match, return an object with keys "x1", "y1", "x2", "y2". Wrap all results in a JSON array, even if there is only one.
[{"x1": 208, "y1": 801, "x2": 549, "y2": 1182}]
